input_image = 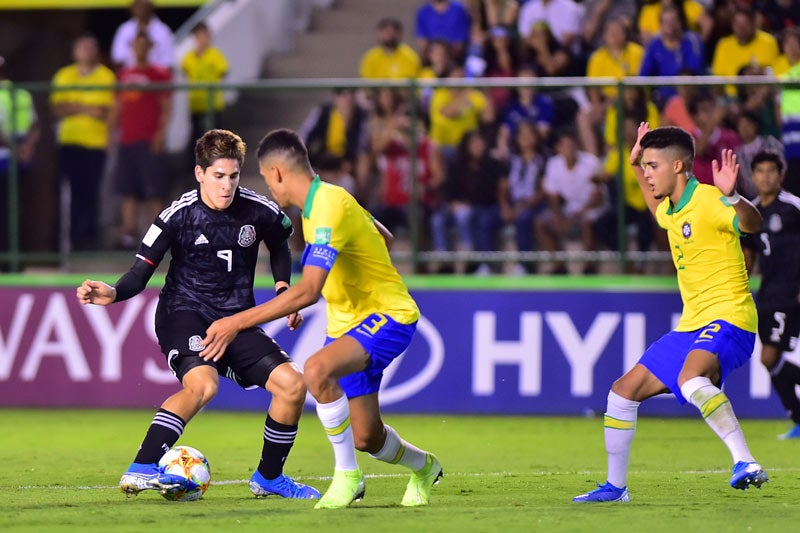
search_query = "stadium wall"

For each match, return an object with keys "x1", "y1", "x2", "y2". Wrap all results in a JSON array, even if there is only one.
[{"x1": 0, "y1": 280, "x2": 790, "y2": 418}]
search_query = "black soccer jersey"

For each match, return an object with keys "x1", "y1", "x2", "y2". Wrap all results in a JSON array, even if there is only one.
[
  {"x1": 742, "y1": 190, "x2": 800, "y2": 309},
  {"x1": 136, "y1": 186, "x2": 293, "y2": 322}
]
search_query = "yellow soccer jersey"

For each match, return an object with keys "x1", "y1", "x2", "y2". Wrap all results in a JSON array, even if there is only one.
[
  {"x1": 301, "y1": 176, "x2": 420, "y2": 337},
  {"x1": 50, "y1": 63, "x2": 116, "y2": 149},
  {"x1": 655, "y1": 177, "x2": 757, "y2": 332},
  {"x1": 181, "y1": 46, "x2": 228, "y2": 113}
]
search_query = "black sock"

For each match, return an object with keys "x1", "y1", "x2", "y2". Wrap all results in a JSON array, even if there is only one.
[
  {"x1": 771, "y1": 361, "x2": 800, "y2": 424},
  {"x1": 257, "y1": 415, "x2": 297, "y2": 480},
  {"x1": 133, "y1": 408, "x2": 186, "y2": 464}
]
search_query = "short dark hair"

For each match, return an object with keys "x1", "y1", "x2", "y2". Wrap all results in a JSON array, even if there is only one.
[
  {"x1": 640, "y1": 126, "x2": 695, "y2": 169},
  {"x1": 377, "y1": 17, "x2": 402, "y2": 31},
  {"x1": 191, "y1": 21, "x2": 209, "y2": 34},
  {"x1": 738, "y1": 109, "x2": 762, "y2": 130},
  {"x1": 751, "y1": 151, "x2": 784, "y2": 173},
  {"x1": 195, "y1": 129, "x2": 246, "y2": 170},
  {"x1": 256, "y1": 128, "x2": 314, "y2": 172}
]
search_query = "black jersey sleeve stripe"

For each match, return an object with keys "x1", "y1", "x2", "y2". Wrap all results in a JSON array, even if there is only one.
[{"x1": 159, "y1": 190, "x2": 198, "y2": 222}]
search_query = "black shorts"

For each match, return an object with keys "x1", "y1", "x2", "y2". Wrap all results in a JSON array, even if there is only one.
[
  {"x1": 155, "y1": 310, "x2": 291, "y2": 389},
  {"x1": 116, "y1": 141, "x2": 167, "y2": 199},
  {"x1": 758, "y1": 307, "x2": 800, "y2": 352}
]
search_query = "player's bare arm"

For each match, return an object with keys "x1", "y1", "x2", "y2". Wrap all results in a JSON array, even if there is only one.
[
  {"x1": 629, "y1": 122, "x2": 661, "y2": 217},
  {"x1": 200, "y1": 265, "x2": 329, "y2": 362},
  {"x1": 373, "y1": 217, "x2": 394, "y2": 250},
  {"x1": 712, "y1": 148, "x2": 762, "y2": 234}
]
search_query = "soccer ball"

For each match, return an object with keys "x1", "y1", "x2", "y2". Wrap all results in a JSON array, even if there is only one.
[{"x1": 157, "y1": 445, "x2": 211, "y2": 501}]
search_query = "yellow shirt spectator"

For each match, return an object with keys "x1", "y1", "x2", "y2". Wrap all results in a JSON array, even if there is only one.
[
  {"x1": 50, "y1": 63, "x2": 115, "y2": 149},
  {"x1": 586, "y1": 42, "x2": 644, "y2": 99},
  {"x1": 604, "y1": 102, "x2": 660, "y2": 149},
  {"x1": 712, "y1": 30, "x2": 780, "y2": 96},
  {"x1": 181, "y1": 46, "x2": 228, "y2": 114},
  {"x1": 359, "y1": 43, "x2": 421, "y2": 79},
  {"x1": 604, "y1": 147, "x2": 647, "y2": 212},
  {"x1": 639, "y1": 1, "x2": 704, "y2": 37},
  {"x1": 429, "y1": 88, "x2": 488, "y2": 148}
]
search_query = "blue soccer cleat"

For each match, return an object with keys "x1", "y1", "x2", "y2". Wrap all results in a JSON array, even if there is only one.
[
  {"x1": 730, "y1": 461, "x2": 768, "y2": 490},
  {"x1": 118, "y1": 462, "x2": 188, "y2": 497},
  {"x1": 249, "y1": 470, "x2": 321, "y2": 499},
  {"x1": 778, "y1": 423, "x2": 800, "y2": 440},
  {"x1": 573, "y1": 481, "x2": 630, "y2": 503}
]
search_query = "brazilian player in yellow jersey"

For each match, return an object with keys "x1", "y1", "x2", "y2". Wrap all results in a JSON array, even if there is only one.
[
  {"x1": 201, "y1": 128, "x2": 442, "y2": 509},
  {"x1": 574, "y1": 124, "x2": 768, "y2": 503}
]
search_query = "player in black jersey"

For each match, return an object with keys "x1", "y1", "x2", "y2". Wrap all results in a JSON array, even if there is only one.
[
  {"x1": 741, "y1": 151, "x2": 800, "y2": 439},
  {"x1": 76, "y1": 129, "x2": 320, "y2": 499}
]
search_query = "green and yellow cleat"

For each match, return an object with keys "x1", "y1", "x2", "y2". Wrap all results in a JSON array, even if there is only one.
[
  {"x1": 314, "y1": 468, "x2": 366, "y2": 509},
  {"x1": 401, "y1": 453, "x2": 443, "y2": 507}
]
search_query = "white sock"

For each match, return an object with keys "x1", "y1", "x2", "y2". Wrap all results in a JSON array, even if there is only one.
[
  {"x1": 369, "y1": 424, "x2": 428, "y2": 471},
  {"x1": 315, "y1": 395, "x2": 359, "y2": 471},
  {"x1": 604, "y1": 391, "x2": 640, "y2": 489},
  {"x1": 680, "y1": 376, "x2": 755, "y2": 463}
]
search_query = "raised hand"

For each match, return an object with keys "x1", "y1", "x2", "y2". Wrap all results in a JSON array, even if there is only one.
[
  {"x1": 712, "y1": 148, "x2": 739, "y2": 197},
  {"x1": 629, "y1": 122, "x2": 650, "y2": 166}
]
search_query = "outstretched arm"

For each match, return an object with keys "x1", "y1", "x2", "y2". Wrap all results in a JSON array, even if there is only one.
[
  {"x1": 200, "y1": 265, "x2": 328, "y2": 362},
  {"x1": 712, "y1": 149, "x2": 762, "y2": 234}
]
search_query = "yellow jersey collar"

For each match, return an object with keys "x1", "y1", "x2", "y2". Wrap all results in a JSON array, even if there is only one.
[
  {"x1": 667, "y1": 175, "x2": 699, "y2": 215},
  {"x1": 303, "y1": 174, "x2": 322, "y2": 219}
]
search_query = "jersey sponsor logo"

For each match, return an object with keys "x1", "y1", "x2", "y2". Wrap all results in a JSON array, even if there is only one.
[
  {"x1": 194, "y1": 234, "x2": 209, "y2": 245},
  {"x1": 238, "y1": 225, "x2": 257, "y2": 247},
  {"x1": 682, "y1": 222, "x2": 692, "y2": 238},
  {"x1": 188, "y1": 335, "x2": 205, "y2": 352},
  {"x1": 142, "y1": 224, "x2": 162, "y2": 247},
  {"x1": 769, "y1": 213, "x2": 782, "y2": 233},
  {"x1": 314, "y1": 227, "x2": 332, "y2": 245}
]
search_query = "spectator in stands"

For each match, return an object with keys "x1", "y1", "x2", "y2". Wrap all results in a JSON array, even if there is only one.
[
  {"x1": 517, "y1": 0, "x2": 584, "y2": 52},
  {"x1": 755, "y1": 0, "x2": 800, "y2": 35},
  {"x1": 734, "y1": 110, "x2": 784, "y2": 200},
  {"x1": 369, "y1": 92, "x2": 437, "y2": 237},
  {"x1": 689, "y1": 90, "x2": 741, "y2": 185},
  {"x1": 115, "y1": 31, "x2": 172, "y2": 250},
  {"x1": 711, "y1": 6, "x2": 780, "y2": 97},
  {"x1": 51, "y1": 34, "x2": 116, "y2": 251},
  {"x1": 501, "y1": 64, "x2": 555, "y2": 143},
  {"x1": 638, "y1": 0, "x2": 708, "y2": 45},
  {"x1": 0, "y1": 55, "x2": 40, "y2": 261},
  {"x1": 466, "y1": 0, "x2": 520, "y2": 37},
  {"x1": 523, "y1": 21, "x2": 597, "y2": 155},
  {"x1": 774, "y1": 25, "x2": 800, "y2": 76},
  {"x1": 535, "y1": 129, "x2": 604, "y2": 275},
  {"x1": 593, "y1": 115, "x2": 654, "y2": 272},
  {"x1": 581, "y1": 0, "x2": 638, "y2": 51},
  {"x1": 298, "y1": 88, "x2": 370, "y2": 200},
  {"x1": 483, "y1": 25, "x2": 518, "y2": 114},
  {"x1": 498, "y1": 121, "x2": 548, "y2": 274},
  {"x1": 660, "y1": 70, "x2": 699, "y2": 132},
  {"x1": 429, "y1": 129, "x2": 505, "y2": 275},
  {"x1": 418, "y1": 38, "x2": 454, "y2": 113},
  {"x1": 415, "y1": 0, "x2": 472, "y2": 63},
  {"x1": 181, "y1": 22, "x2": 228, "y2": 154},
  {"x1": 731, "y1": 64, "x2": 780, "y2": 139},
  {"x1": 604, "y1": 86, "x2": 660, "y2": 151},
  {"x1": 779, "y1": 27, "x2": 800, "y2": 195},
  {"x1": 428, "y1": 65, "x2": 494, "y2": 176},
  {"x1": 700, "y1": 0, "x2": 736, "y2": 66},
  {"x1": 639, "y1": 5, "x2": 705, "y2": 110},
  {"x1": 111, "y1": 0, "x2": 174, "y2": 70},
  {"x1": 360, "y1": 17, "x2": 421, "y2": 79},
  {"x1": 585, "y1": 18, "x2": 644, "y2": 147}
]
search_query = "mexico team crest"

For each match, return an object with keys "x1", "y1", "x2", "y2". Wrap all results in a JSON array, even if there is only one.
[
  {"x1": 188, "y1": 335, "x2": 205, "y2": 352},
  {"x1": 682, "y1": 222, "x2": 692, "y2": 238},
  {"x1": 238, "y1": 225, "x2": 256, "y2": 247}
]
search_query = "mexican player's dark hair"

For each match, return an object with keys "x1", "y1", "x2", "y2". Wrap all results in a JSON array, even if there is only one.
[
  {"x1": 751, "y1": 150, "x2": 784, "y2": 174},
  {"x1": 194, "y1": 128, "x2": 246, "y2": 170},
  {"x1": 640, "y1": 126, "x2": 695, "y2": 172},
  {"x1": 256, "y1": 128, "x2": 314, "y2": 173}
]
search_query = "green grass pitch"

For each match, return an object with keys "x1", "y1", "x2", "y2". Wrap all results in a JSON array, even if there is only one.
[{"x1": 1, "y1": 409, "x2": 798, "y2": 532}]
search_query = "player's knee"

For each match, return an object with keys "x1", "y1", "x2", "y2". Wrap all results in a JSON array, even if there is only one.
[
  {"x1": 276, "y1": 373, "x2": 307, "y2": 405},
  {"x1": 184, "y1": 379, "x2": 218, "y2": 407},
  {"x1": 303, "y1": 357, "x2": 330, "y2": 394}
]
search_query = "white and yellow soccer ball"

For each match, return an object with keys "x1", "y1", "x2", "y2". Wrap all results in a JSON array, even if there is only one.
[{"x1": 157, "y1": 446, "x2": 211, "y2": 501}]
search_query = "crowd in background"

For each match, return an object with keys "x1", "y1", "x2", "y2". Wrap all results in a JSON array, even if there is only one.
[{"x1": 2, "y1": 0, "x2": 800, "y2": 274}]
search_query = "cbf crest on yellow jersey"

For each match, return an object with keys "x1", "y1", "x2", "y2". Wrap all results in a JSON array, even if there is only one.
[
  {"x1": 301, "y1": 176, "x2": 419, "y2": 338},
  {"x1": 655, "y1": 176, "x2": 757, "y2": 332}
]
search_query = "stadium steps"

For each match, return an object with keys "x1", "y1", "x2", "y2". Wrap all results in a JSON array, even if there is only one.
[{"x1": 225, "y1": 0, "x2": 419, "y2": 190}]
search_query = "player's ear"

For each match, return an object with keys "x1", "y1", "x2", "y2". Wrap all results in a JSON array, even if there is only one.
[
  {"x1": 673, "y1": 159, "x2": 684, "y2": 174},
  {"x1": 194, "y1": 164, "x2": 204, "y2": 183}
]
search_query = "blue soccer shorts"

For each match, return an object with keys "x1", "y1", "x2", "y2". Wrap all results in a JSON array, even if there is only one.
[
  {"x1": 324, "y1": 312, "x2": 417, "y2": 399},
  {"x1": 637, "y1": 319, "x2": 755, "y2": 404}
]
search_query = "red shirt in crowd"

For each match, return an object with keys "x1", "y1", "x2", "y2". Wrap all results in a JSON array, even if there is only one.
[{"x1": 117, "y1": 64, "x2": 171, "y2": 144}]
